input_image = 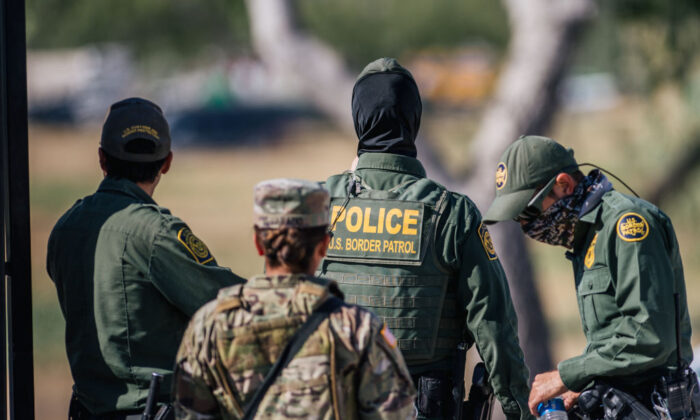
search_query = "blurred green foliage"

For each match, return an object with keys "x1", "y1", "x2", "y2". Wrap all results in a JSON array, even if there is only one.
[
  {"x1": 25, "y1": 0, "x2": 508, "y2": 67},
  {"x1": 612, "y1": 0, "x2": 700, "y2": 20},
  {"x1": 573, "y1": 0, "x2": 700, "y2": 93},
  {"x1": 296, "y1": 0, "x2": 509, "y2": 69},
  {"x1": 24, "y1": 0, "x2": 699, "y2": 87},
  {"x1": 25, "y1": 0, "x2": 250, "y2": 56}
]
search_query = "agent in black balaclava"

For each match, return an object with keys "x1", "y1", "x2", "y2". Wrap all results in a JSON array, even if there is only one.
[{"x1": 352, "y1": 58, "x2": 422, "y2": 158}]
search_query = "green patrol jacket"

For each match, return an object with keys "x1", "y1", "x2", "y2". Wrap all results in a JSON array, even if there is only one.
[
  {"x1": 558, "y1": 190, "x2": 693, "y2": 391},
  {"x1": 321, "y1": 153, "x2": 531, "y2": 420},
  {"x1": 46, "y1": 176, "x2": 245, "y2": 414},
  {"x1": 173, "y1": 274, "x2": 416, "y2": 420}
]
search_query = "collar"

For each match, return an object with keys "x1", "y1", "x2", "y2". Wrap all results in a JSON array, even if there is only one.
[
  {"x1": 572, "y1": 176, "x2": 613, "y2": 246},
  {"x1": 97, "y1": 176, "x2": 157, "y2": 205},
  {"x1": 247, "y1": 273, "x2": 312, "y2": 288},
  {"x1": 571, "y1": 200, "x2": 604, "y2": 255},
  {"x1": 579, "y1": 200, "x2": 603, "y2": 224},
  {"x1": 578, "y1": 171, "x2": 613, "y2": 218},
  {"x1": 355, "y1": 152, "x2": 426, "y2": 177}
]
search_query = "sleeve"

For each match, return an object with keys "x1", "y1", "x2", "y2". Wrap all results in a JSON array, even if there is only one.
[
  {"x1": 444, "y1": 198, "x2": 532, "y2": 420},
  {"x1": 173, "y1": 318, "x2": 226, "y2": 420},
  {"x1": 149, "y1": 216, "x2": 246, "y2": 316},
  {"x1": 357, "y1": 321, "x2": 417, "y2": 420},
  {"x1": 558, "y1": 211, "x2": 677, "y2": 391}
]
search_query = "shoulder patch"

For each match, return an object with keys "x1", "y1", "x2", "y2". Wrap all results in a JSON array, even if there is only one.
[
  {"x1": 584, "y1": 233, "x2": 598, "y2": 269},
  {"x1": 477, "y1": 223, "x2": 498, "y2": 261},
  {"x1": 380, "y1": 323, "x2": 397, "y2": 349},
  {"x1": 177, "y1": 227, "x2": 215, "y2": 264},
  {"x1": 495, "y1": 162, "x2": 507, "y2": 190},
  {"x1": 616, "y1": 212, "x2": 649, "y2": 242}
]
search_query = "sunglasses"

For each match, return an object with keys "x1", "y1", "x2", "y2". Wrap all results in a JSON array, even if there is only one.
[{"x1": 514, "y1": 176, "x2": 558, "y2": 223}]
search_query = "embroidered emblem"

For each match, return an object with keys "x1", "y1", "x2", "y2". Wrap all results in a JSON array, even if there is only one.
[
  {"x1": 584, "y1": 233, "x2": 598, "y2": 269},
  {"x1": 495, "y1": 162, "x2": 507, "y2": 190},
  {"x1": 177, "y1": 227, "x2": 214, "y2": 264},
  {"x1": 121, "y1": 124, "x2": 159, "y2": 139},
  {"x1": 380, "y1": 324, "x2": 397, "y2": 349},
  {"x1": 477, "y1": 223, "x2": 498, "y2": 261},
  {"x1": 616, "y1": 212, "x2": 649, "y2": 242}
]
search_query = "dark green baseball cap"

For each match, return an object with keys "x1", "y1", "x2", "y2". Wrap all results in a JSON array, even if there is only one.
[
  {"x1": 483, "y1": 135, "x2": 578, "y2": 224},
  {"x1": 100, "y1": 97, "x2": 171, "y2": 162}
]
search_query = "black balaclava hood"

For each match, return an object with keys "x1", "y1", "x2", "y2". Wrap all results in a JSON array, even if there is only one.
[{"x1": 352, "y1": 58, "x2": 422, "y2": 158}]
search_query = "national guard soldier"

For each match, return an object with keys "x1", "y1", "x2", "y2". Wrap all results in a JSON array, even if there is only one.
[
  {"x1": 483, "y1": 135, "x2": 695, "y2": 419},
  {"x1": 47, "y1": 98, "x2": 245, "y2": 419},
  {"x1": 320, "y1": 58, "x2": 532, "y2": 420},
  {"x1": 173, "y1": 178, "x2": 416, "y2": 419}
]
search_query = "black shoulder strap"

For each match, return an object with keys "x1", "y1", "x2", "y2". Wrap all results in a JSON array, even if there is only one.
[{"x1": 242, "y1": 296, "x2": 344, "y2": 420}]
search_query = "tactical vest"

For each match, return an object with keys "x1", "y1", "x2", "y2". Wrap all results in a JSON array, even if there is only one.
[
  {"x1": 320, "y1": 173, "x2": 460, "y2": 363},
  {"x1": 206, "y1": 279, "x2": 352, "y2": 418}
]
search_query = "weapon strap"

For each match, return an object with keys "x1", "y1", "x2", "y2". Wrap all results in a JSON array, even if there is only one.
[{"x1": 242, "y1": 296, "x2": 345, "y2": 420}]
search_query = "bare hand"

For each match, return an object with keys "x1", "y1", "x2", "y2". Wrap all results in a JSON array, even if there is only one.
[
  {"x1": 561, "y1": 390, "x2": 581, "y2": 410},
  {"x1": 528, "y1": 370, "x2": 569, "y2": 416}
]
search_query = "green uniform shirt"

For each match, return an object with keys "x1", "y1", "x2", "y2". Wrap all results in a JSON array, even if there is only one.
[
  {"x1": 558, "y1": 190, "x2": 693, "y2": 391},
  {"x1": 174, "y1": 274, "x2": 416, "y2": 420},
  {"x1": 324, "y1": 153, "x2": 531, "y2": 420},
  {"x1": 47, "y1": 176, "x2": 245, "y2": 414}
]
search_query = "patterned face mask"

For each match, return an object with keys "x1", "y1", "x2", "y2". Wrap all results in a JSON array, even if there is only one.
[{"x1": 520, "y1": 173, "x2": 598, "y2": 248}]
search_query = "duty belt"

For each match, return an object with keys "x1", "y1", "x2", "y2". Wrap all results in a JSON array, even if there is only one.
[{"x1": 69, "y1": 394, "x2": 142, "y2": 420}]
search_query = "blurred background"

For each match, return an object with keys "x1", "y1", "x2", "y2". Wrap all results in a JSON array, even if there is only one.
[{"x1": 25, "y1": 0, "x2": 700, "y2": 418}]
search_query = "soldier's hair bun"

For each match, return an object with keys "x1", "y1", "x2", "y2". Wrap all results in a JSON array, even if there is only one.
[{"x1": 255, "y1": 226, "x2": 327, "y2": 272}]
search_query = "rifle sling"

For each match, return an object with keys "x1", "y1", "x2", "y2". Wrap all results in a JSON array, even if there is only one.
[{"x1": 242, "y1": 296, "x2": 344, "y2": 420}]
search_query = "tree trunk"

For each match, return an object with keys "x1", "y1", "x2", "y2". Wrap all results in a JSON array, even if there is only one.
[
  {"x1": 462, "y1": 0, "x2": 595, "y2": 379},
  {"x1": 647, "y1": 130, "x2": 700, "y2": 206},
  {"x1": 244, "y1": 0, "x2": 355, "y2": 133},
  {"x1": 245, "y1": 0, "x2": 595, "y2": 382}
]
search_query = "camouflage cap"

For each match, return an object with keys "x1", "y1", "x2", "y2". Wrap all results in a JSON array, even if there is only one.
[
  {"x1": 483, "y1": 135, "x2": 578, "y2": 224},
  {"x1": 254, "y1": 179, "x2": 330, "y2": 229}
]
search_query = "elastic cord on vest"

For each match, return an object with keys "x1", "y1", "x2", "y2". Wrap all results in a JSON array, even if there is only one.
[
  {"x1": 577, "y1": 163, "x2": 640, "y2": 198},
  {"x1": 323, "y1": 176, "x2": 358, "y2": 277},
  {"x1": 327, "y1": 173, "x2": 361, "y2": 237}
]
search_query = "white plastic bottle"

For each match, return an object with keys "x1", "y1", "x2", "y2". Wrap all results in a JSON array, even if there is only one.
[{"x1": 537, "y1": 397, "x2": 568, "y2": 420}]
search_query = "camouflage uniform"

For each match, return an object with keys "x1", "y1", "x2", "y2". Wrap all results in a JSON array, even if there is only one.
[{"x1": 173, "y1": 179, "x2": 416, "y2": 420}]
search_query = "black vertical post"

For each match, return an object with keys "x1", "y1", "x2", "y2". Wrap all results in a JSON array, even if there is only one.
[
  {"x1": 0, "y1": 0, "x2": 7, "y2": 416},
  {"x1": 1, "y1": 0, "x2": 35, "y2": 419}
]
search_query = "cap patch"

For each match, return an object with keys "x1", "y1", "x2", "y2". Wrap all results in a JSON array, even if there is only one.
[
  {"x1": 584, "y1": 233, "x2": 598, "y2": 269},
  {"x1": 495, "y1": 162, "x2": 507, "y2": 190},
  {"x1": 477, "y1": 223, "x2": 498, "y2": 260},
  {"x1": 177, "y1": 227, "x2": 214, "y2": 264},
  {"x1": 380, "y1": 324, "x2": 397, "y2": 349},
  {"x1": 121, "y1": 125, "x2": 160, "y2": 139},
  {"x1": 616, "y1": 213, "x2": 649, "y2": 242}
]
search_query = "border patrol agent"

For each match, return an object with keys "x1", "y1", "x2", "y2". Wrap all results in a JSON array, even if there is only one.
[
  {"x1": 483, "y1": 136, "x2": 694, "y2": 418},
  {"x1": 173, "y1": 179, "x2": 416, "y2": 419},
  {"x1": 47, "y1": 98, "x2": 245, "y2": 419},
  {"x1": 320, "y1": 58, "x2": 531, "y2": 420}
]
